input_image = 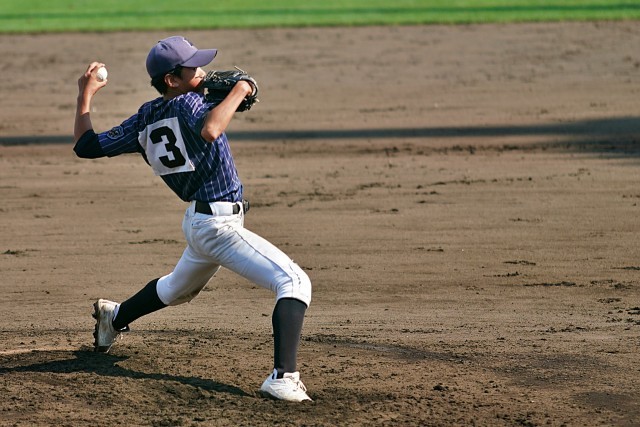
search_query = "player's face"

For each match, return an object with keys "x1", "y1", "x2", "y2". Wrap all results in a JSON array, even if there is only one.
[{"x1": 176, "y1": 66, "x2": 206, "y2": 94}]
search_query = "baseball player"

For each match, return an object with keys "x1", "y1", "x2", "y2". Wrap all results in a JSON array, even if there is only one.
[{"x1": 73, "y1": 36, "x2": 312, "y2": 402}]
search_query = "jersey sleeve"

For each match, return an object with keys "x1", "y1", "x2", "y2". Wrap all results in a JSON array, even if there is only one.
[
  {"x1": 74, "y1": 129, "x2": 105, "y2": 159},
  {"x1": 97, "y1": 113, "x2": 144, "y2": 157}
]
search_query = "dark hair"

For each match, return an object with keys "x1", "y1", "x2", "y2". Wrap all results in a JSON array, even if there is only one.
[{"x1": 150, "y1": 65, "x2": 184, "y2": 94}]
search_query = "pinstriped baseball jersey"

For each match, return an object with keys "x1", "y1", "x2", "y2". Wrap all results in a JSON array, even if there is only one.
[{"x1": 97, "y1": 92, "x2": 243, "y2": 203}]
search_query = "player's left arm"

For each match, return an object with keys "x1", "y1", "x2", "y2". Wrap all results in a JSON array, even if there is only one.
[{"x1": 200, "y1": 81, "x2": 253, "y2": 142}]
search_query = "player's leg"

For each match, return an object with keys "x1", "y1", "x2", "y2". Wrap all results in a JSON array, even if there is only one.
[
  {"x1": 112, "y1": 278, "x2": 166, "y2": 330},
  {"x1": 205, "y1": 219, "x2": 312, "y2": 305},
  {"x1": 94, "y1": 207, "x2": 221, "y2": 352},
  {"x1": 94, "y1": 244, "x2": 220, "y2": 353},
  {"x1": 272, "y1": 297, "x2": 307, "y2": 376},
  {"x1": 205, "y1": 219, "x2": 312, "y2": 400}
]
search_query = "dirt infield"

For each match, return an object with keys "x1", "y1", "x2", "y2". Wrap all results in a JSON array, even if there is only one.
[{"x1": 1, "y1": 22, "x2": 639, "y2": 426}]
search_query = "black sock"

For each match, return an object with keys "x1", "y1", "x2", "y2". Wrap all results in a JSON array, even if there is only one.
[
  {"x1": 112, "y1": 278, "x2": 167, "y2": 330},
  {"x1": 272, "y1": 298, "x2": 307, "y2": 378}
]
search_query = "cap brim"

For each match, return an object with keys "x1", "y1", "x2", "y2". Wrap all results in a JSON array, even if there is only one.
[{"x1": 181, "y1": 49, "x2": 217, "y2": 68}]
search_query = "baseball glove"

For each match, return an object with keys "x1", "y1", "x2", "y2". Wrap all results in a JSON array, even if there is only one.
[{"x1": 202, "y1": 67, "x2": 259, "y2": 112}]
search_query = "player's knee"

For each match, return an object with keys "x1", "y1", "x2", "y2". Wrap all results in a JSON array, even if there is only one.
[
  {"x1": 276, "y1": 264, "x2": 312, "y2": 307},
  {"x1": 157, "y1": 274, "x2": 207, "y2": 306},
  {"x1": 300, "y1": 269, "x2": 312, "y2": 306}
]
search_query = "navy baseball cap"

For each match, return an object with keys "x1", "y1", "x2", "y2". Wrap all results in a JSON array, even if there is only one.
[{"x1": 146, "y1": 36, "x2": 217, "y2": 79}]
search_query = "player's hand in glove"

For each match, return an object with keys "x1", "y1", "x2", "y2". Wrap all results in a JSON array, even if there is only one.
[{"x1": 202, "y1": 67, "x2": 259, "y2": 112}]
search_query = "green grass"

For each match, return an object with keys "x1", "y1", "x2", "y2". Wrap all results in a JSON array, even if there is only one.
[{"x1": 1, "y1": 0, "x2": 639, "y2": 33}]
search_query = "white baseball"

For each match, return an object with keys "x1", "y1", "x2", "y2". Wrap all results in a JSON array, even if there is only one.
[{"x1": 96, "y1": 66, "x2": 108, "y2": 82}]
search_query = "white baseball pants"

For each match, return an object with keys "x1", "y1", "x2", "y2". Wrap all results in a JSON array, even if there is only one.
[{"x1": 156, "y1": 201, "x2": 312, "y2": 307}]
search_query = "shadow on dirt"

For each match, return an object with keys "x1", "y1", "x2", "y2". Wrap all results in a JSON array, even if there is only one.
[
  {"x1": 0, "y1": 349, "x2": 249, "y2": 397},
  {"x1": 229, "y1": 116, "x2": 640, "y2": 149},
  {"x1": 304, "y1": 334, "x2": 468, "y2": 364},
  {"x1": 1, "y1": 116, "x2": 638, "y2": 155}
]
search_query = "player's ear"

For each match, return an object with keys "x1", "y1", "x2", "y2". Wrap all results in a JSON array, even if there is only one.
[{"x1": 165, "y1": 73, "x2": 179, "y2": 88}]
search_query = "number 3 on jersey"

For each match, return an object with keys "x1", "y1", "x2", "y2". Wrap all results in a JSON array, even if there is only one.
[{"x1": 138, "y1": 118, "x2": 195, "y2": 176}]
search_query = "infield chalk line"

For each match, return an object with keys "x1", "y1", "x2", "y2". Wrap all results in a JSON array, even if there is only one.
[{"x1": 0, "y1": 346, "x2": 79, "y2": 356}]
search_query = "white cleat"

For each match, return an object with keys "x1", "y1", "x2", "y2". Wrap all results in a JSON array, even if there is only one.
[
  {"x1": 92, "y1": 299, "x2": 128, "y2": 353},
  {"x1": 260, "y1": 369, "x2": 312, "y2": 402}
]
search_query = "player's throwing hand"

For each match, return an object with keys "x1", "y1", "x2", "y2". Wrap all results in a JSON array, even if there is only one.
[{"x1": 78, "y1": 62, "x2": 107, "y2": 99}]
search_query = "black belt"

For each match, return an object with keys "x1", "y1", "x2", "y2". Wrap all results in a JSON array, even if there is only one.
[{"x1": 194, "y1": 200, "x2": 250, "y2": 215}]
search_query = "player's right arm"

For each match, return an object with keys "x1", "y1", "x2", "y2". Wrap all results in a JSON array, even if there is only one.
[
  {"x1": 74, "y1": 62, "x2": 107, "y2": 142},
  {"x1": 74, "y1": 62, "x2": 108, "y2": 158}
]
